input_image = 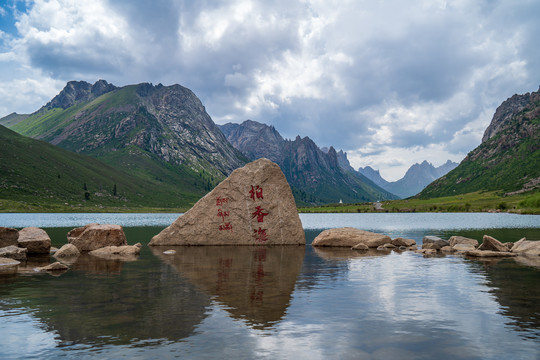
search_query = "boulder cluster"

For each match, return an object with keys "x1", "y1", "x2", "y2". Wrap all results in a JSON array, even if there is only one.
[
  {"x1": 312, "y1": 227, "x2": 540, "y2": 260},
  {"x1": 0, "y1": 224, "x2": 140, "y2": 275},
  {"x1": 312, "y1": 227, "x2": 417, "y2": 251}
]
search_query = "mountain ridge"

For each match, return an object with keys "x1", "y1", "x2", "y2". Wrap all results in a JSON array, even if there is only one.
[
  {"x1": 419, "y1": 86, "x2": 540, "y2": 198},
  {"x1": 220, "y1": 120, "x2": 397, "y2": 204}
]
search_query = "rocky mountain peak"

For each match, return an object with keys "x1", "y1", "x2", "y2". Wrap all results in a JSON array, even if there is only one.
[
  {"x1": 481, "y1": 87, "x2": 539, "y2": 142},
  {"x1": 46, "y1": 80, "x2": 117, "y2": 110}
]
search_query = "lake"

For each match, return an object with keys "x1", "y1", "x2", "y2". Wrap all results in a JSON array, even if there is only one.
[{"x1": 1, "y1": 213, "x2": 539, "y2": 359}]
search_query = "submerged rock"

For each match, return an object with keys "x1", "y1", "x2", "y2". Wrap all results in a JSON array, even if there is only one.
[
  {"x1": 313, "y1": 227, "x2": 391, "y2": 247},
  {"x1": 0, "y1": 227, "x2": 19, "y2": 247},
  {"x1": 36, "y1": 261, "x2": 69, "y2": 272},
  {"x1": 150, "y1": 158, "x2": 305, "y2": 246},
  {"x1": 17, "y1": 227, "x2": 51, "y2": 254},
  {"x1": 0, "y1": 245, "x2": 27, "y2": 261},
  {"x1": 0, "y1": 257, "x2": 20, "y2": 273},
  {"x1": 68, "y1": 224, "x2": 128, "y2": 252},
  {"x1": 88, "y1": 244, "x2": 141, "y2": 260},
  {"x1": 465, "y1": 250, "x2": 517, "y2": 258}
]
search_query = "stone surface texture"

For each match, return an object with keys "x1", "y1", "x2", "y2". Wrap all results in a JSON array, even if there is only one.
[
  {"x1": 17, "y1": 227, "x2": 51, "y2": 254},
  {"x1": 0, "y1": 257, "x2": 20, "y2": 272},
  {"x1": 0, "y1": 227, "x2": 19, "y2": 247},
  {"x1": 448, "y1": 236, "x2": 479, "y2": 248},
  {"x1": 150, "y1": 159, "x2": 305, "y2": 246},
  {"x1": 54, "y1": 244, "x2": 81, "y2": 258},
  {"x1": 511, "y1": 238, "x2": 540, "y2": 256},
  {"x1": 312, "y1": 227, "x2": 391, "y2": 248},
  {"x1": 478, "y1": 235, "x2": 508, "y2": 252},
  {"x1": 0, "y1": 245, "x2": 27, "y2": 261},
  {"x1": 68, "y1": 224, "x2": 128, "y2": 252}
]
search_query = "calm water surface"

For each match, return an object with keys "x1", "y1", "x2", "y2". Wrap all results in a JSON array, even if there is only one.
[{"x1": 0, "y1": 213, "x2": 539, "y2": 359}]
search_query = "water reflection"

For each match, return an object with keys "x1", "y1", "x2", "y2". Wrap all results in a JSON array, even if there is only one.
[
  {"x1": 0, "y1": 248, "x2": 211, "y2": 347},
  {"x1": 151, "y1": 246, "x2": 305, "y2": 329}
]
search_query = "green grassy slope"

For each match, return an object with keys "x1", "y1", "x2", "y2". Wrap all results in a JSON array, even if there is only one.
[{"x1": 0, "y1": 125, "x2": 208, "y2": 211}]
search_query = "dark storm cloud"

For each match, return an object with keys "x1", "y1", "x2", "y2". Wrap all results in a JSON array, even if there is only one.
[{"x1": 2, "y1": 0, "x2": 540, "y2": 179}]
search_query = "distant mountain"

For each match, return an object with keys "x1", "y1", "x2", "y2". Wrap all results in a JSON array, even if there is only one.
[
  {"x1": 420, "y1": 86, "x2": 540, "y2": 198},
  {"x1": 359, "y1": 160, "x2": 458, "y2": 198},
  {"x1": 5, "y1": 80, "x2": 248, "y2": 207},
  {"x1": 0, "y1": 124, "x2": 203, "y2": 208},
  {"x1": 220, "y1": 120, "x2": 397, "y2": 204},
  {"x1": 357, "y1": 166, "x2": 390, "y2": 189}
]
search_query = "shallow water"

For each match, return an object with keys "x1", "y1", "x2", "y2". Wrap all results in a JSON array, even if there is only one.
[{"x1": 0, "y1": 213, "x2": 539, "y2": 359}]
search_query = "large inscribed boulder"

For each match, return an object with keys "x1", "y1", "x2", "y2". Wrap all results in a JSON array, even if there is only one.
[{"x1": 150, "y1": 158, "x2": 305, "y2": 246}]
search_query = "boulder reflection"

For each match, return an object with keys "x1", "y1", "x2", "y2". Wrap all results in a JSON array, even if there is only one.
[{"x1": 152, "y1": 246, "x2": 305, "y2": 329}]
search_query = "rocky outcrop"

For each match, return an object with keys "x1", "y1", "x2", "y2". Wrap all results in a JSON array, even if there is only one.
[
  {"x1": 68, "y1": 224, "x2": 128, "y2": 252},
  {"x1": 453, "y1": 243, "x2": 477, "y2": 252},
  {"x1": 0, "y1": 257, "x2": 20, "y2": 273},
  {"x1": 150, "y1": 159, "x2": 305, "y2": 246},
  {"x1": 89, "y1": 244, "x2": 141, "y2": 260},
  {"x1": 0, "y1": 227, "x2": 19, "y2": 247},
  {"x1": 0, "y1": 245, "x2": 27, "y2": 261},
  {"x1": 46, "y1": 80, "x2": 117, "y2": 110},
  {"x1": 511, "y1": 238, "x2": 540, "y2": 256},
  {"x1": 54, "y1": 244, "x2": 80, "y2": 259},
  {"x1": 478, "y1": 235, "x2": 508, "y2": 252},
  {"x1": 312, "y1": 227, "x2": 391, "y2": 248},
  {"x1": 17, "y1": 227, "x2": 51, "y2": 254}
]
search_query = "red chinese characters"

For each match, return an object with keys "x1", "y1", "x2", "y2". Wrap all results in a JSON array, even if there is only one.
[
  {"x1": 253, "y1": 227, "x2": 268, "y2": 243},
  {"x1": 249, "y1": 185, "x2": 263, "y2": 201},
  {"x1": 251, "y1": 205, "x2": 269, "y2": 223}
]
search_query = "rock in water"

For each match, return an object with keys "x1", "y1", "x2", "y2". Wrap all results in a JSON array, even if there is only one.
[
  {"x1": 68, "y1": 224, "x2": 128, "y2": 252},
  {"x1": 54, "y1": 244, "x2": 80, "y2": 258},
  {"x1": 150, "y1": 158, "x2": 305, "y2": 246},
  {"x1": 511, "y1": 238, "x2": 540, "y2": 256},
  {"x1": 18, "y1": 227, "x2": 51, "y2": 254},
  {"x1": 0, "y1": 245, "x2": 27, "y2": 261},
  {"x1": 312, "y1": 227, "x2": 391, "y2": 247},
  {"x1": 0, "y1": 227, "x2": 19, "y2": 247}
]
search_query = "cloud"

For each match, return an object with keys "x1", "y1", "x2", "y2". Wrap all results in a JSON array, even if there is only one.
[{"x1": 1, "y1": 0, "x2": 539, "y2": 179}]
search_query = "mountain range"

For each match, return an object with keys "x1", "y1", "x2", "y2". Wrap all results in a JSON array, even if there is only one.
[
  {"x1": 1, "y1": 80, "x2": 394, "y2": 208},
  {"x1": 419, "y1": 86, "x2": 540, "y2": 198},
  {"x1": 358, "y1": 160, "x2": 458, "y2": 198},
  {"x1": 219, "y1": 120, "x2": 397, "y2": 203}
]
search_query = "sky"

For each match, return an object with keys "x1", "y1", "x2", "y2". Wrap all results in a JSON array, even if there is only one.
[{"x1": 0, "y1": 0, "x2": 539, "y2": 181}]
